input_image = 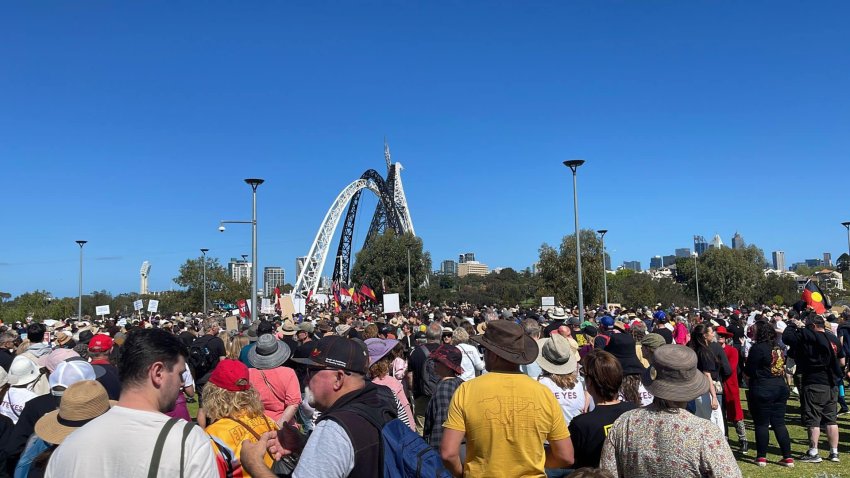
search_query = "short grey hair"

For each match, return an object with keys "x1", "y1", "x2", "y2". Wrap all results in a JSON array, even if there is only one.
[
  {"x1": 426, "y1": 322, "x2": 443, "y2": 342},
  {"x1": 0, "y1": 330, "x2": 17, "y2": 343},
  {"x1": 522, "y1": 319, "x2": 541, "y2": 339}
]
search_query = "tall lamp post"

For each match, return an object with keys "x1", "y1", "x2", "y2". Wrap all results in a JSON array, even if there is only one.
[
  {"x1": 693, "y1": 252, "x2": 701, "y2": 310},
  {"x1": 75, "y1": 240, "x2": 87, "y2": 320},
  {"x1": 219, "y1": 178, "x2": 264, "y2": 324},
  {"x1": 564, "y1": 160, "x2": 586, "y2": 322},
  {"x1": 597, "y1": 229, "x2": 608, "y2": 310},
  {"x1": 842, "y1": 222, "x2": 850, "y2": 270},
  {"x1": 200, "y1": 248, "x2": 209, "y2": 317}
]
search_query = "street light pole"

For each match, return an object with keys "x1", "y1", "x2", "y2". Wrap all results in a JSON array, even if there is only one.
[
  {"x1": 564, "y1": 160, "x2": 586, "y2": 323},
  {"x1": 200, "y1": 248, "x2": 209, "y2": 317},
  {"x1": 693, "y1": 252, "x2": 701, "y2": 310},
  {"x1": 75, "y1": 240, "x2": 87, "y2": 320},
  {"x1": 842, "y1": 222, "x2": 850, "y2": 271},
  {"x1": 597, "y1": 229, "x2": 608, "y2": 310},
  {"x1": 246, "y1": 179, "x2": 264, "y2": 324}
]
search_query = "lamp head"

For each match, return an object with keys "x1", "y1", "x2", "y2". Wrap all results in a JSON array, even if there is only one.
[
  {"x1": 842, "y1": 221, "x2": 850, "y2": 229},
  {"x1": 218, "y1": 225, "x2": 226, "y2": 233},
  {"x1": 244, "y1": 178, "x2": 265, "y2": 190},
  {"x1": 597, "y1": 229, "x2": 608, "y2": 236},
  {"x1": 563, "y1": 159, "x2": 585, "y2": 171},
  {"x1": 200, "y1": 248, "x2": 209, "y2": 254},
  {"x1": 75, "y1": 240, "x2": 87, "y2": 247}
]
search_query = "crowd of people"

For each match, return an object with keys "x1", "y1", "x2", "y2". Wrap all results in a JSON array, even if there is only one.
[{"x1": 0, "y1": 299, "x2": 848, "y2": 477}]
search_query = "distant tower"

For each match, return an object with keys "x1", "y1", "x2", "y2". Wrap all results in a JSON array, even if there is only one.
[
  {"x1": 772, "y1": 251, "x2": 786, "y2": 271},
  {"x1": 824, "y1": 252, "x2": 832, "y2": 267},
  {"x1": 711, "y1": 234, "x2": 724, "y2": 249},
  {"x1": 140, "y1": 261, "x2": 151, "y2": 295},
  {"x1": 694, "y1": 236, "x2": 708, "y2": 256},
  {"x1": 731, "y1": 232, "x2": 745, "y2": 250}
]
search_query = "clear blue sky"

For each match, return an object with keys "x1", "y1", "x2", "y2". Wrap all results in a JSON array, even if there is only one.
[{"x1": 2, "y1": 2, "x2": 849, "y2": 299}]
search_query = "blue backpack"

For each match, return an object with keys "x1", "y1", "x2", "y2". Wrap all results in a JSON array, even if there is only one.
[{"x1": 334, "y1": 402, "x2": 453, "y2": 478}]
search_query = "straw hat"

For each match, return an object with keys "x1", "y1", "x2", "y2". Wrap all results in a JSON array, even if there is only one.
[
  {"x1": 535, "y1": 335, "x2": 577, "y2": 375},
  {"x1": 35, "y1": 380, "x2": 112, "y2": 444},
  {"x1": 641, "y1": 345, "x2": 709, "y2": 402}
]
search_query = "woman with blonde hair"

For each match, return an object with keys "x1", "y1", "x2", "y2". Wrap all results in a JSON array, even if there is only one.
[
  {"x1": 204, "y1": 359, "x2": 278, "y2": 478},
  {"x1": 452, "y1": 327, "x2": 485, "y2": 381},
  {"x1": 537, "y1": 334, "x2": 588, "y2": 424},
  {"x1": 228, "y1": 332, "x2": 250, "y2": 360}
]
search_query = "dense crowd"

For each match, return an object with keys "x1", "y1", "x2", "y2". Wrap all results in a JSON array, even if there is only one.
[{"x1": 0, "y1": 300, "x2": 848, "y2": 477}]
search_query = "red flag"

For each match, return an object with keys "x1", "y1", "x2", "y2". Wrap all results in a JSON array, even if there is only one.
[
  {"x1": 360, "y1": 284, "x2": 377, "y2": 302},
  {"x1": 802, "y1": 280, "x2": 828, "y2": 314},
  {"x1": 274, "y1": 286, "x2": 280, "y2": 298},
  {"x1": 236, "y1": 299, "x2": 250, "y2": 318},
  {"x1": 305, "y1": 289, "x2": 314, "y2": 304},
  {"x1": 339, "y1": 287, "x2": 351, "y2": 297},
  {"x1": 332, "y1": 280, "x2": 341, "y2": 304}
]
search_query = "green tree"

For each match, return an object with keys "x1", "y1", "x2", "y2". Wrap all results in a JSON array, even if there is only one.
[
  {"x1": 836, "y1": 253, "x2": 850, "y2": 273},
  {"x1": 538, "y1": 229, "x2": 605, "y2": 307},
  {"x1": 173, "y1": 257, "x2": 251, "y2": 313},
  {"x1": 351, "y1": 231, "x2": 431, "y2": 305},
  {"x1": 676, "y1": 245, "x2": 767, "y2": 306}
]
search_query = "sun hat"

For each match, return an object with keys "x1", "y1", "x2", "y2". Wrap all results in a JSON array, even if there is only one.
[
  {"x1": 209, "y1": 359, "x2": 251, "y2": 392},
  {"x1": 248, "y1": 334, "x2": 292, "y2": 370},
  {"x1": 642, "y1": 344, "x2": 709, "y2": 402},
  {"x1": 279, "y1": 319, "x2": 297, "y2": 336},
  {"x1": 470, "y1": 320, "x2": 538, "y2": 365},
  {"x1": 49, "y1": 360, "x2": 97, "y2": 396},
  {"x1": 35, "y1": 380, "x2": 112, "y2": 445},
  {"x1": 291, "y1": 336, "x2": 369, "y2": 375},
  {"x1": 8, "y1": 356, "x2": 41, "y2": 386},
  {"x1": 43, "y1": 349, "x2": 80, "y2": 373},
  {"x1": 298, "y1": 321, "x2": 315, "y2": 334},
  {"x1": 88, "y1": 334, "x2": 113, "y2": 353},
  {"x1": 549, "y1": 307, "x2": 568, "y2": 321},
  {"x1": 640, "y1": 333, "x2": 666, "y2": 351},
  {"x1": 388, "y1": 317, "x2": 401, "y2": 327},
  {"x1": 715, "y1": 326, "x2": 733, "y2": 338},
  {"x1": 365, "y1": 338, "x2": 400, "y2": 365},
  {"x1": 55, "y1": 331, "x2": 73, "y2": 347},
  {"x1": 535, "y1": 335, "x2": 577, "y2": 375},
  {"x1": 430, "y1": 344, "x2": 463, "y2": 375},
  {"x1": 604, "y1": 333, "x2": 646, "y2": 376}
]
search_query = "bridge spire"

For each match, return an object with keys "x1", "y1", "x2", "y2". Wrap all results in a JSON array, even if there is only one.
[{"x1": 384, "y1": 137, "x2": 392, "y2": 172}]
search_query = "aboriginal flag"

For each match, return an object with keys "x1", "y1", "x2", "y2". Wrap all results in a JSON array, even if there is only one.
[
  {"x1": 802, "y1": 280, "x2": 829, "y2": 314},
  {"x1": 360, "y1": 284, "x2": 377, "y2": 302}
]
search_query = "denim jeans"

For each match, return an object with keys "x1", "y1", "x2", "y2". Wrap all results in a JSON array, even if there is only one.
[{"x1": 749, "y1": 383, "x2": 792, "y2": 458}]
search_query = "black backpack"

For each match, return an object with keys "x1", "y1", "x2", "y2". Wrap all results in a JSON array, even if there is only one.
[
  {"x1": 188, "y1": 336, "x2": 215, "y2": 378},
  {"x1": 419, "y1": 345, "x2": 440, "y2": 398}
]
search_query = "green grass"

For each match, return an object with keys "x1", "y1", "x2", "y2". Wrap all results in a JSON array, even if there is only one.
[
  {"x1": 186, "y1": 391, "x2": 850, "y2": 476},
  {"x1": 736, "y1": 389, "x2": 850, "y2": 477}
]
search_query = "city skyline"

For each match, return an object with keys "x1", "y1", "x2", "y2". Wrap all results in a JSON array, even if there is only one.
[{"x1": 2, "y1": 3, "x2": 849, "y2": 298}]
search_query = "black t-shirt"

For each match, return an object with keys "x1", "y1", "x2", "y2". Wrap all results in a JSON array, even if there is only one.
[
  {"x1": 0, "y1": 349, "x2": 13, "y2": 372},
  {"x1": 408, "y1": 343, "x2": 440, "y2": 398},
  {"x1": 802, "y1": 332, "x2": 843, "y2": 386},
  {"x1": 178, "y1": 331, "x2": 196, "y2": 349},
  {"x1": 5, "y1": 393, "x2": 60, "y2": 458},
  {"x1": 744, "y1": 342, "x2": 786, "y2": 386},
  {"x1": 568, "y1": 401, "x2": 637, "y2": 469},
  {"x1": 543, "y1": 320, "x2": 566, "y2": 337},
  {"x1": 656, "y1": 327, "x2": 673, "y2": 344},
  {"x1": 93, "y1": 362, "x2": 122, "y2": 400}
]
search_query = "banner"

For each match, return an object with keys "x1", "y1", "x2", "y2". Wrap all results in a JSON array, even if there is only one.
[
  {"x1": 147, "y1": 300, "x2": 159, "y2": 313},
  {"x1": 236, "y1": 299, "x2": 250, "y2": 318},
  {"x1": 383, "y1": 293, "x2": 400, "y2": 314},
  {"x1": 95, "y1": 305, "x2": 110, "y2": 316},
  {"x1": 133, "y1": 300, "x2": 144, "y2": 311},
  {"x1": 261, "y1": 298, "x2": 274, "y2": 314}
]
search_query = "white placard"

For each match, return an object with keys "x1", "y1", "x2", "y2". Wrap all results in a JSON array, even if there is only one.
[
  {"x1": 383, "y1": 293, "x2": 400, "y2": 314},
  {"x1": 147, "y1": 300, "x2": 159, "y2": 313},
  {"x1": 95, "y1": 305, "x2": 111, "y2": 316},
  {"x1": 133, "y1": 299, "x2": 144, "y2": 311},
  {"x1": 541, "y1": 297, "x2": 555, "y2": 306},
  {"x1": 116, "y1": 319, "x2": 127, "y2": 327},
  {"x1": 261, "y1": 298, "x2": 273, "y2": 314},
  {"x1": 292, "y1": 297, "x2": 306, "y2": 315}
]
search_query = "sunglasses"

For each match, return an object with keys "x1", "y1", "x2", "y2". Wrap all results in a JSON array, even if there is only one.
[{"x1": 306, "y1": 366, "x2": 352, "y2": 381}]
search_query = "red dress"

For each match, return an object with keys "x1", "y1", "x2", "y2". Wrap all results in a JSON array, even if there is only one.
[{"x1": 721, "y1": 344, "x2": 743, "y2": 421}]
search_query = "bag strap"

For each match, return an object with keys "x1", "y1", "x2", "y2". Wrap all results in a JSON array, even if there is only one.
[
  {"x1": 148, "y1": 418, "x2": 180, "y2": 478},
  {"x1": 225, "y1": 415, "x2": 275, "y2": 462},
  {"x1": 259, "y1": 370, "x2": 287, "y2": 404},
  {"x1": 180, "y1": 421, "x2": 194, "y2": 478}
]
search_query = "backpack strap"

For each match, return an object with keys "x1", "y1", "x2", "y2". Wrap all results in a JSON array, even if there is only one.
[
  {"x1": 148, "y1": 418, "x2": 180, "y2": 478},
  {"x1": 180, "y1": 421, "x2": 194, "y2": 478}
]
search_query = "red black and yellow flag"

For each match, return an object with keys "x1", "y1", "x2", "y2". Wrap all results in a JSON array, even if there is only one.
[
  {"x1": 802, "y1": 280, "x2": 828, "y2": 314},
  {"x1": 360, "y1": 284, "x2": 377, "y2": 302}
]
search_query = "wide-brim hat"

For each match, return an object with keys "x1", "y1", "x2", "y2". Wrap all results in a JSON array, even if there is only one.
[
  {"x1": 604, "y1": 333, "x2": 646, "y2": 376},
  {"x1": 535, "y1": 336, "x2": 577, "y2": 375},
  {"x1": 365, "y1": 338, "x2": 399, "y2": 365},
  {"x1": 8, "y1": 356, "x2": 40, "y2": 386},
  {"x1": 35, "y1": 380, "x2": 114, "y2": 445},
  {"x1": 248, "y1": 334, "x2": 292, "y2": 369},
  {"x1": 279, "y1": 320, "x2": 297, "y2": 336},
  {"x1": 549, "y1": 307, "x2": 568, "y2": 321},
  {"x1": 388, "y1": 317, "x2": 401, "y2": 327},
  {"x1": 642, "y1": 344, "x2": 709, "y2": 402},
  {"x1": 471, "y1": 320, "x2": 538, "y2": 365}
]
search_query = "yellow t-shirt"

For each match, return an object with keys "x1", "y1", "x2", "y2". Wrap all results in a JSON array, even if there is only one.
[
  {"x1": 205, "y1": 412, "x2": 278, "y2": 478},
  {"x1": 443, "y1": 371, "x2": 570, "y2": 478}
]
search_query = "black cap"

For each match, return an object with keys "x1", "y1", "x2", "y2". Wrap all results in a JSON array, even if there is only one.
[{"x1": 291, "y1": 336, "x2": 368, "y2": 374}]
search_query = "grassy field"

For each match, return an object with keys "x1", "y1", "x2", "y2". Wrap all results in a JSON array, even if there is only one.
[{"x1": 189, "y1": 391, "x2": 850, "y2": 477}]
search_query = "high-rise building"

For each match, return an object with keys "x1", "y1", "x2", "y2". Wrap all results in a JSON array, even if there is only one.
[
  {"x1": 440, "y1": 260, "x2": 458, "y2": 276},
  {"x1": 710, "y1": 234, "x2": 724, "y2": 249},
  {"x1": 623, "y1": 261, "x2": 641, "y2": 272},
  {"x1": 694, "y1": 236, "x2": 708, "y2": 256},
  {"x1": 458, "y1": 254, "x2": 465, "y2": 264},
  {"x1": 824, "y1": 252, "x2": 832, "y2": 267},
  {"x1": 805, "y1": 258, "x2": 823, "y2": 268},
  {"x1": 140, "y1": 261, "x2": 151, "y2": 295},
  {"x1": 731, "y1": 232, "x2": 745, "y2": 250},
  {"x1": 263, "y1": 267, "x2": 285, "y2": 297},
  {"x1": 458, "y1": 261, "x2": 488, "y2": 277},
  {"x1": 675, "y1": 248, "x2": 692, "y2": 258},
  {"x1": 463, "y1": 253, "x2": 475, "y2": 263},
  {"x1": 662, "y1": 255, "x2": 677, "y2": 267},
  {"x1": 295, "y1": 256, "x2": 307, "y2": 281},
  {"x1": 603, "y1": 253, "x2": 611, "y2": 271},
  {"x1": 229, "y1": 258, "x2": 251, "y2": 283},
  {"x1": 772, "y1": 251, "x2": 786, "y2": 271},
  {"x1": 650, "y1": 256, "x2": 662, "y2": 269}
]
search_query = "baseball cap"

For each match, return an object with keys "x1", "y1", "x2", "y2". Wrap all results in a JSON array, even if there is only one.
[
  {"x1": 209, "y1": 359, "x2": 251, "y2": 392},
  {"x1": 88, "y1": 334, "x2": 113, "y2": 353},
  {"x1": 599, "y1": 316, "x2": 615, "y2": 328},
  {"x1": 430, "y1": 344, "x2": 463, "y2": 375},
  {"x1": 49, "y1": 360, "x2": 97, "y2": 396},
  {"x1": 291, "y1": 336, "x2": 368, "y2": 374}
]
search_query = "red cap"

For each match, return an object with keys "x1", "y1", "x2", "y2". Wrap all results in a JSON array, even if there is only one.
[
  {"x1": 209, "y1": 359, "x2": 251, "y2": 392},
  {"x1": 88, "y1": 334, "x2": 114, "y2": 352},
  {"x1": 716, "y1": 326, "x2": 733, "y2": 338}
]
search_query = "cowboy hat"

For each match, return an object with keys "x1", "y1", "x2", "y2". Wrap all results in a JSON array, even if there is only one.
[
  {"x1": 279, "y1": 319, "x2": 297, "y2": 336},
  {"x1": 35, "y1": 380, "x2": 113, "y2": 444},
  {"x1": 548, "y1": 307, "x2": 568, "y2": 321},
  {"x1": 535, "y1": 335, "x2": 577, "y2": 375},
  {"x1": 471, "y1": 320, "x2": 538, "y2": 365},
  {"x1": 248, "y1": 334, "x2": 292, "y2": 370},
  {"x1": 642, "y1": 344, "x2": 709, "y2": 402}
]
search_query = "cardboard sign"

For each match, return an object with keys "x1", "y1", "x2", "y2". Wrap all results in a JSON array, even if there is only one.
[
  {"x1": 225, "y1": 315, "x2": 239, "y2": 332},
  {"x1": 95, "y1": 305, "x2": 111, "y2": 316},
  {"x1": 133, "y1": 300, "x2": 144, "y2": 311},
  {"x1": 147, "y1": 300, "x2": 159, "y2": 313},
  {"x1": 383, "y1": 293, "x2": 400, "y2": 314},
  {"x1": 292, "y1": 296, "x2": 306, "y2": 315},
  {"x1": 279, "y1": 295, "x2": 295, "y2": 319}
]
